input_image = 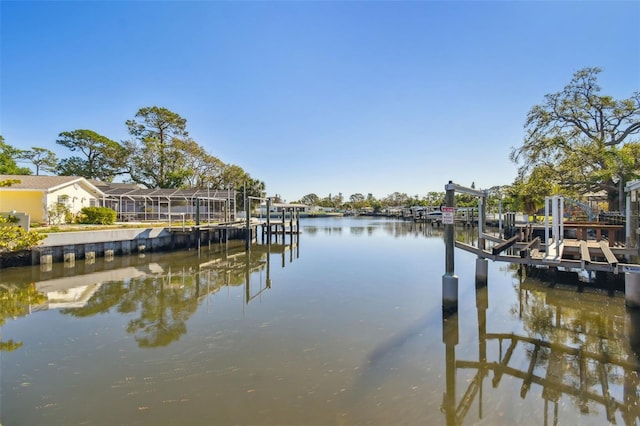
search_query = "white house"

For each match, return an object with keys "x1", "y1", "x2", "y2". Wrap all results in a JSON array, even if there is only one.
[{"x1": 0, "y1": 175, "x2": 106, "y2": 224}]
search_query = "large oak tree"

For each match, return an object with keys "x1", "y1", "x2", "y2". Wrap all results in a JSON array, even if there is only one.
[
  {"x1": 174, "y1": 138, "x2": 226, "y2": 189},
  {"x1": 510, "y1": 67, "x2": 640, "y2": 210}
]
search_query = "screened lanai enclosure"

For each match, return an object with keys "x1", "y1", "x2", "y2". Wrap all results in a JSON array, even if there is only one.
[{"x1": 98, "y1": 186, "x2": 237, "y2": 224}]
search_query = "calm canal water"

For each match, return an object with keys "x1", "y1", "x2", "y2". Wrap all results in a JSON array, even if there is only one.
[{"x1": 0, "y1": 217, "x2": 638, "y2": 425}]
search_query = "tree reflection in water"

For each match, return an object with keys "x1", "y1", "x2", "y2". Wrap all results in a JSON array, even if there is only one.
[
  {"x1": 123, "y1": 274, "x2": 198, "y2": 347},
  {"x1": 0, "y1": 282, "x2": 46, "y2": 351},
  {"x1": 442, "y1": 270, "x2": 640, "y2": 426},
  {"x1": 55, "y1": 248, "x2": 276, "y2": 348},
  {"x1": 0, "y1": 240, "x2": 294, "y2": 351}
]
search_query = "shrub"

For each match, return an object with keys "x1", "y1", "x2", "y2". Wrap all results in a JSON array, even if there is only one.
[
  {"x1": 48, "y1": 202, "x2": 71, "y2": 225},
  {"x1": 0, "y1": 216, "x2": 45, "y2": 253},
  {"x1": 78, "y1": 207, "x2": 117, "y2": 225}
]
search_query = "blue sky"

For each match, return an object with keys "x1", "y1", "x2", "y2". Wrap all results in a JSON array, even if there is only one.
[{"x1": 2, "y1": 1, "x2": 639, "y2": 202}]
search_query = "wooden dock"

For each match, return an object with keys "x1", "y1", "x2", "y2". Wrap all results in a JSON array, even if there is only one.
[{"x1": 456, "y1": 230, "x2": 637, "y2": 275}]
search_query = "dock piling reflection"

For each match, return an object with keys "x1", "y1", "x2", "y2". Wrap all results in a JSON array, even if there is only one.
[
  {"x1": 442, "y1": 309, "x2": 458, "y2": 426},
  {"x1": 442, "y1": 273, "x2": 640, "y2": 425}
]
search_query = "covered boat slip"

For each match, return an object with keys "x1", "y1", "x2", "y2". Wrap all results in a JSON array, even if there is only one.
[{"x1": 99, "y1": 186, "x2": 236, "y2": 224}]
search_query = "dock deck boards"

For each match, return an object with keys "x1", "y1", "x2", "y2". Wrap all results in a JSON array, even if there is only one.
[
  {"x1": 599, "y1": 241, "x2": 618, "y2": 266},
  {"x1": 579, "y1": 240, "x2": 591, "y2": 268},
  {"x1": 543, "y1": 239, "x2": 564, "y2": 263},
  {"x1": 457, "y1": 232, "x2": 639, "y2": 275}
]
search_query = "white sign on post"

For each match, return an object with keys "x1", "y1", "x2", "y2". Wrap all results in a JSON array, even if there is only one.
[{"x1": 442, "y1": 207, "x2": 454, "y2": 224}]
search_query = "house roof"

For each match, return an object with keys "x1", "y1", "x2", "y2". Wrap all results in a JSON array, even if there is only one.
[
  {"x1": 261, "y1": 202, "x2": 307, "y2": 209},
  {"x1": 0, "y1": 175, "x2": 235, "y2": 202},
  {"x1": 104, "y1": 186, "x2": 233, "y2": 200},
  {"x1": 88, "y1": 180, "x2": 142, "y2": 191},
  {"x1": 0, "y1": 175, "x2": 105, "y2": 195}
]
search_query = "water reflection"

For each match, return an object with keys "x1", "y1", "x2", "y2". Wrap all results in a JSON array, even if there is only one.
[
  {"x1": 0, "y1": 240, "x2": 299, "y2": 350},
  {"x1": 2, "y1": 218, "x2": 639, "y2": 425},
  {"x1": 0, "y1": 283, "x2": 46, "y2": 351},
  {"x1": 442, "y1": 277, "x2": 640, "y2": 425},
  {"x1": 303, "y1": 218, "x2": 479, "y2": 242}
]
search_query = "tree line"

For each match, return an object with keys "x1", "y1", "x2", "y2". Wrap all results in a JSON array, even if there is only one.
[
  {"x1": 296, "y1": 67, "x2": 640, "y2": 215},
  {"x1": 0, "y1": 106, "x2": 266, "y2": 208},
  {"x1": 292, "y1": 187, "x2": 508, "y2": 213},
  {"x1": 2, "y1": 68, "x2": 639, "y2": 215}
]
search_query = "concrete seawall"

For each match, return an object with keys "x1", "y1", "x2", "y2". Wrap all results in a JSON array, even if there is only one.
[
  {"x1": 35, "y1": 228, "x2": 177, "y2": 266},
  {"x1": 0, "y1": 226, "x2": 248, "y2": 268}
]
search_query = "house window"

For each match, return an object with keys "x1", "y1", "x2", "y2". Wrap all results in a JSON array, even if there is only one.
[
  {"x1": 57, "y1": 195, "x2": 69, "y2": 205},
  {"x1": 90, "y1": 198, "x2": 97, "y2": 207}
]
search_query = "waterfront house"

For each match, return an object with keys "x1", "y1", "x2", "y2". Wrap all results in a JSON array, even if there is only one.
[
  {"x1": 0, "y1": 175, "x2": 105, "y2": 224},
  {"x1": 257, "y1": 202, "x2": 308, "y2": 218},
  {"x1": 0, "y1": 175, "x2": 239, "y2": 225}
]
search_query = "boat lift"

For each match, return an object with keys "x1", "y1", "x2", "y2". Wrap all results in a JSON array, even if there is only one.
[{"x1": 543, "y1": 196, "x2": 564, "y2": 263}]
